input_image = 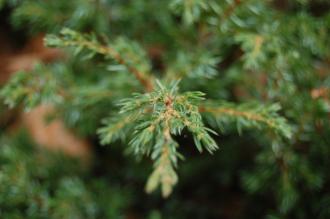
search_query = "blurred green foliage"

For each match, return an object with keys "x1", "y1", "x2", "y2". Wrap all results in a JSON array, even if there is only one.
[
  {"x1": 0, "y1": 0, "x2": 329, "y2": 218},
  {"x1": 0, "y1": 131, "x2": 130, "y2": 219}
]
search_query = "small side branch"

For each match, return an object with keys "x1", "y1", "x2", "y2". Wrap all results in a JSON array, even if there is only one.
[
  {"x1": 200, "y1": 106, "x2": 276, "y2": 128},
  {"x1": 200, "y1": 102, "x2": 292, "y2": 139}
]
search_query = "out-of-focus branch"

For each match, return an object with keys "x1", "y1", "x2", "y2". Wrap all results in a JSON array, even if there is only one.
[{"x1": 45, "y1": 29, "x2": 154, "y2": 92}]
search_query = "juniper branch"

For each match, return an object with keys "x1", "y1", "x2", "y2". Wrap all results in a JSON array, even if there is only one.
[
  {"x1": 99, "y1": 81, "x2": 218, "y2": 196},
  {"x1": 45, "y1": 28, "x2": 154, "y2": 91},
  {"x1": 200, "y1": 101, "x2": 292, "y2": 139}
]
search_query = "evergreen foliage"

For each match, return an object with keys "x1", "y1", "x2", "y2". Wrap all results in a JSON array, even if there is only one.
[
  {"x1": 0, "y1": 0, "x2": 330, "y2": 218},
  {"x1": 0, "y1": 131, "x2": 130, "y2": 219}
]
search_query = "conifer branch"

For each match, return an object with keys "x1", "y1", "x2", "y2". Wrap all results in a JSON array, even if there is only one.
[
  {"x1": 98, "y1": 113, "x2": 139, "y2": 145},
  {"x1": 45, "y1": 28, "x2": 154, "y2": 91},
  {"x1": 0, "y1": 63, "x2": 64, "y2": 110},
  {"x1": 99, "y1": 81, "x2": 218, "y2": 196},
  {"x1": 165, "y1": 52, "x2": 219, "y2": 80},
  {"x1": 145, "y1": 118, "x2": 178, "y2": 198},
  {"x1": 0, "y1": 63, "x2": 118, "y2": 111},
  {"x1": 201, "y1": 106, "x2": 275, "y2": 128},
  {"x1": 200, "y1": 102, "x2": 292, "y2": 139}
]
